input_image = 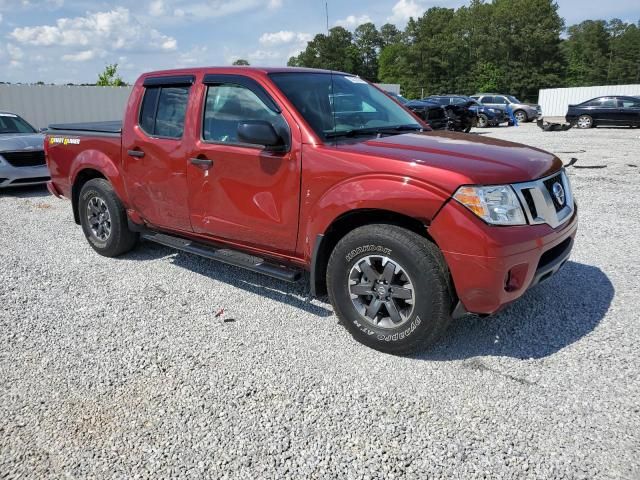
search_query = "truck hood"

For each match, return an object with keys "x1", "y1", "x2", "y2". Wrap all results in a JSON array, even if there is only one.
[
  {"x1": 337, "y1": 131, "x2": 562, "y2": 191},
  {"x1": 0, "y1": 133, "x2": 45, "y2": 152}
]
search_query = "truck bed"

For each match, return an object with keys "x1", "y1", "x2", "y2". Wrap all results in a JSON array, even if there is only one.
[{"x1": 47, "y1": 121, "x2": 122, "y2": 135}]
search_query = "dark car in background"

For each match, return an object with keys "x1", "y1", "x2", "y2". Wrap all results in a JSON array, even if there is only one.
[
  {"x1": 566, "y1": 96, "x2": 640, "y2": 129},
  {"x1": 0, "y1": 112, "x2": 48, "y2": 188},
  {"x1": 471, "y1": 94, "x2": 541, "y2": 123},
  {"x1": 386, "y1": 92, "x2": 448, "y2": 130},
  {"x1": 426, "y1": 95, "x2": 508, "y2": 128}
]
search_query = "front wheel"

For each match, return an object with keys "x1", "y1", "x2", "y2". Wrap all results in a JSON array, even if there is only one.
[
  {"x1": 514, "y1": 110, "x2": 528, "y2": 123},
  {"x1": 327, "y1": 225, "x2": 453, "y2": 355},
  {"x1": 477, "y1": 114, "x2": 489, "y2": 128},
  {"x1": 79, "y1": 178, "x2": 138, "y2": 257}
]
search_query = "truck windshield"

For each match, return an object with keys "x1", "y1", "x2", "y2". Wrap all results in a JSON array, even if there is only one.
[
  {"x1": 0, "y1": 113, "x2": 37, "y2": 134},
  {"x1": 269, "y1": 73, "x2": 421, "y2": 141}
]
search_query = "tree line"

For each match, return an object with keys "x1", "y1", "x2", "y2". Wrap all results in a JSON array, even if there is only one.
[{"x1": 287, "y1": 0, "x2": 640, "y2": 101}]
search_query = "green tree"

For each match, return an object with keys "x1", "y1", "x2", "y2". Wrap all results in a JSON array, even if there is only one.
[
  {"x1": 232, "y1": 59, "x2": 250, "y2": 65},
  {"x1": 96, "y1": 64, "x2": 126, "y2": 87},
  {"x1": 353, "y1": 22, "x2": 382, "y2": 81},
  {"x1": 288, "y1": 27, "x2": 361, "y2": 74}
]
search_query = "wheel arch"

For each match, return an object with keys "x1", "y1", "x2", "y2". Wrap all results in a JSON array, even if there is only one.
[
  {"x1": 71, "y1": 168, "x2": 107, "y2": 224},
  {"x1": 310, "y1": 209, "x2": 435, "y2": 297}
]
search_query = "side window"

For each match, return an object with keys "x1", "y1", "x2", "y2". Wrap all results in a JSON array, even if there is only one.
[
  {"x1": 203, "y1": 84, "x2": 287, "y2": 145},
  {"x1": 494, "y1": 96, "x2": 508, "y2": 105},
  {"x1": 622, "y1": 99, "x2": 640, "y2": 108},
  {"x1": 480, "y1": 96, "x2": 494, "y2": 104},
  {"x1": 139, "y1": 86, "x2": 190, "y2": 139},
  {"x1": 599, "y1": 97, "x2": 616, "y2": 107}
]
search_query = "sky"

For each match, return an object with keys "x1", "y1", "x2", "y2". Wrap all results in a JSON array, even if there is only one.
[{"x1": 0, "y1": 0, "x2": 639, "y2": 84}]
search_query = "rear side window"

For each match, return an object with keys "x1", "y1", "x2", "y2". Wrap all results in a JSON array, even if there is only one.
[
  {"x1": 480, "y1": 96, "x2": 494, "y2": 104},
  {"x1": 139, "y1": 86, "x2": 190, "y2": 139}
]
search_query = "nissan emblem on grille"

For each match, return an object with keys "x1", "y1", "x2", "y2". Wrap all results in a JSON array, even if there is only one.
[{"x1": 552, "y1": 182, "x2": 565, "y2": 207}]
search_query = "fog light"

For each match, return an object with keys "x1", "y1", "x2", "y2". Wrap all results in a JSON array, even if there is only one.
[{"x1": 505, "y1": 263, "x2": 529, "y2": 292}]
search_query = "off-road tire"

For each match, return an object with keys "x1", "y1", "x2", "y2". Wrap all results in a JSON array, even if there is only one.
[
  {"x1": 79, "y1": 178, "x2": 138, "y2": 257},
  {"x1": 327, "y1": 224, "x2": 453, "y2": 355}
]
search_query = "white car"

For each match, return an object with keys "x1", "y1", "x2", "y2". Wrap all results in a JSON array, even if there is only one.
[{"x1": 0, "y1": 112, "x2": 48, "y2": 188}]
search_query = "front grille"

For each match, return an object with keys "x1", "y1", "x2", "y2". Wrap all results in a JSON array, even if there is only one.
[
  {"x1": 521, "y1": 189, "x2": 538, "y2": 219},
  {"x1": 543, "y1": 174, "x2": 564, "y2": 212},
  {"x1": 10, "y1": 176, "x2": 50, "y2": 184},
  {"x1": 1, "y1": 150, "x2": 46, "y2": 167}
]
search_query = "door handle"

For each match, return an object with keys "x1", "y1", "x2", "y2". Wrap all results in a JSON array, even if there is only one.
[
  {"x1": 127, "y1": 149, "x2": 145, "y2": 158},
  {"x1": 190, "y1": 157, "x2": 213, "y2": 169}
]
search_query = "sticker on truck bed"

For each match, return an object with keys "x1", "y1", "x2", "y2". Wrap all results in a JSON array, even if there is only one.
[{"x1": 49, "y1": 137, "x2": 80, "y2": 145}]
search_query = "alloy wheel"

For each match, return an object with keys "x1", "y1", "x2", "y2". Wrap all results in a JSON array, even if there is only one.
[
  {"x1": 86, "y1": 196, "x2": 112, "y2": 241},
  {"x1": 348, "y1": 255, "x2": 415, "y2": 329}
]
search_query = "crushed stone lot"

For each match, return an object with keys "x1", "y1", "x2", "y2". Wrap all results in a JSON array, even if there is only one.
[{"x1": 1, "y1": 123, "x2": 639, "y2": 479}]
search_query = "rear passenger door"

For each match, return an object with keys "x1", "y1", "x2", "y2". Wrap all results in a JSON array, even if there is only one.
[{"x1": 122, "y1": 75, "x2": 195, "y2": 231}]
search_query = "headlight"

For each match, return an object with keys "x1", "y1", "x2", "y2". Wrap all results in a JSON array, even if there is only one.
[{"x1": 453, "y1": 185, "x2": 526, "y2": 225}]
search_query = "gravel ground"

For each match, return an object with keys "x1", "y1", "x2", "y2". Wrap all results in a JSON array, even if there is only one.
[{"x1": 1, "y1": 123, "x2": 639, "y2": 479}]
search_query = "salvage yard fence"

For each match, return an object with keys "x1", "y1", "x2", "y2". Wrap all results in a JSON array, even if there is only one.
[
  {"x1": 538, "y1": 84, "x2": 640, "y2": 117},
  {"x1": 0, "y1": 85, "x2": 132, "y2": 129}
]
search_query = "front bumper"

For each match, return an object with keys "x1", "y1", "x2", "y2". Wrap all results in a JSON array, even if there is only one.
[
  {"x1": 429, "y1": 199, "x2": 578, "y2": 315},
  {"x1": 0, "y1": 162, "x2": 50, "y2": 188}
]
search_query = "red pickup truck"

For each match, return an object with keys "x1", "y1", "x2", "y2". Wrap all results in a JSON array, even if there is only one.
[{"x1": 45, "y1": 67, "x2": 577, "y2": 354}]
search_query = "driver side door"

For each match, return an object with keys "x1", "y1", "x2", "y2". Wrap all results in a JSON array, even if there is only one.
[{"x1": 187, "y1": 75, "x2": 301, "y2": 253}]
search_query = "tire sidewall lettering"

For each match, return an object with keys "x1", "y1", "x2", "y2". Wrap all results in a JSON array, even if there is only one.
[{"x1": 345, "y1": 245, "x2": 392, "y2": 263}]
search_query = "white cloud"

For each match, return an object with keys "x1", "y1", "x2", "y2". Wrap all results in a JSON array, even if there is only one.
[
  {"x1": 149, "y1": 0, "x2": 165, "y2": 16},
  {"x1": 268, "y1": 0, "x2": 282, "y2": 9},
  {"x1": 335, "y1": 14, "x2": 372, "y2": 28},
  {"x1": 10, "y1": 7, "x2": 177, "y2": 52},
  {"x1": 62, "y1": 49, "x2": 95, "y2": 62},
  {"x1": 0, "y1": 13, "x2": 3, "y2": 23},
  {"x1": 259, "y1": 31, "x2": 311, "y2": 46},
  {"x1": 388, "y1": 0, "x2": 424, "y2": 23}
]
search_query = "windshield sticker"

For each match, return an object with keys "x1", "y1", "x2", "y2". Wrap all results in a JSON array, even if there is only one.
[
  {"x1": 345, "y1": 76, "x2": 367, "y2": 84},
  {"x1": 49, "y1": 137, "x2": 80, "y2": 145}
]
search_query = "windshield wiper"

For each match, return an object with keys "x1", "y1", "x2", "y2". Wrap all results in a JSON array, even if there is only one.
[{"x1": 325, "y1": 124, "x2": 423, "y2": 139}]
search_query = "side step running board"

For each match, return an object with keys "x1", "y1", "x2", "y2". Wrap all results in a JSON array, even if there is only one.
[{"x1": 141, "y1": 232, "x2": 301, "y2": 283}]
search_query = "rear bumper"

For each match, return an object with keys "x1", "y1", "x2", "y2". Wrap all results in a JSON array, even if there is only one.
[
  {"x1": 429, "y1": 200, "x2": 578, "y2": 315},
  {"x1": 0, "y1": 162, "x2": 50, "y2": 188}
]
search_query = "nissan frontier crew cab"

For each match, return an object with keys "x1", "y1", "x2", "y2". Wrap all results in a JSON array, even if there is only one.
[{"x1": 45, "y1": 67, "x2": 577, "y2": 354}]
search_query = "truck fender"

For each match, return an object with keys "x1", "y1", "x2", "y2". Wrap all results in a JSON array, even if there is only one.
[{"x1": 304, "y1": 174, "x2": 449, "y2": 263}]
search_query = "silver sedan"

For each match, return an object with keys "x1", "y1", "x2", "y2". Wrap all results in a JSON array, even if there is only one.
[{"x1": 0, "y1": 112, "x2": 48, "y2": 188}]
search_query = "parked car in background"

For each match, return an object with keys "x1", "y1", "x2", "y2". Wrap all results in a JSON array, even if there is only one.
[
  {"x1": 0, "y1": 112, "x2": 48, "y2": 188},
  {"x1": 471, "y1": 94, "x2": 541, "y2": 123},
  {"x1": 566, "y1": 96, "x2": 640, "y2": 129},
  {"x1": 425, "y1": 95, "x2": 508, "y2": 128},
  {"x1": 386, "y1": 92, "x2": 448, "y2": 130}
]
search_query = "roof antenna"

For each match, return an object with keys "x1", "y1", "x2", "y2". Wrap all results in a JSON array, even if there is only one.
[{"x1": 325, "y1": 1, "x2": 330, "y2": 34}]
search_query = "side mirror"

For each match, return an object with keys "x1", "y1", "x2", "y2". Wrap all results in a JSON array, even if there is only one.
[{"x1": 237, "y1": 121, "x2": 285, "y2": 151}]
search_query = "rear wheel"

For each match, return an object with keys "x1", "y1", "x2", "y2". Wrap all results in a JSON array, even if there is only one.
[
  {"x1": 327, "y1": 224, "x2": 453, "y2": 355},
  {"x1": 79, "y1": 178, "x2": 138, "y2": 257},
  {"x1": 577, "y1": 115, "x2": 593, "y2": 129},
  {"x1": 477, "y1": 114, "x2": 489, "y2": 128}
]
